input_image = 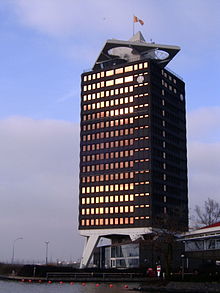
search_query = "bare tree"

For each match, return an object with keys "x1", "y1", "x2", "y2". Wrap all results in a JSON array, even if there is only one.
[{"x1": 194, "y1": 198, "x2": 220, "y2": 227}]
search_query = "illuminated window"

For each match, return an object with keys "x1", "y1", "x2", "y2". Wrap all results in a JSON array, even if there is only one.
[
  {"x1": 81, "y1": 209, "x2": 85, "y2": 215},
  {"x1": 130, "y1": 183, "x2": 134, "y2": 190},
  {"x1": 125, "y1": 218, "x2": 129, "y2": 224},
  {"x1": 115, "y1": 218, "x2": 119, "y2": 225},
  {"x1": 81, "y1": 219, "x2": 85, "y2": 226},
  {"x1": 105, "y1": 218, "x2": 109, "y2": 225},
  {"x1": 125, "y1": 76, "x2": 133, "y2": 83},
  {"x1": 115, "y1": 68, "x2": 123, "y2": 74},
  {"x1": 86, "y1": 219, "x2": 90, "y2": 226},
  {"x1": 125, "y1": 65, "x2": 133, "y2": 72},
  {"x1": 120, "y1": 206, "x2": 123, "y2": 213},
  {"x1": 110, "y1": 218, "x2": 114, "y2": 225},
  {"x1": 106, "y1": 69, "x2": 114, "y2": 76},
  {"x1": 106, "y1": 80, "x2": 114, "y2": 87},
  {"x1": 125, "y1": 206, "x2": 129, "y2": 213},
  {"x1": 139, "y1": 63, "x2": 143, "y2": 69},
  {"x1": 115, "y1": 77, "x2": 123, "y2": 85},
  {"x1": 120, "y1": 218, "x2": 124, "y2": 224},
  {"x1": 130, "y1": 217, "x2": 134, "y2": 224}
]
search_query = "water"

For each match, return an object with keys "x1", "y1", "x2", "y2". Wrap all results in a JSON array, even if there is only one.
[{"x1": 0, "y1": 281, "x2": 140, "y2": 293}]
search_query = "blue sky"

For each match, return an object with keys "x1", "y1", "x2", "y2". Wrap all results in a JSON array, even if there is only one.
[{"x1": 0, "y1": 0, "x2": 220, "y2": 263}]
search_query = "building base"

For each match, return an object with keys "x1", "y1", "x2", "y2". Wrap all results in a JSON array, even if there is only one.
[{"x1": 79, "y1": 227, "x2": 152, "y2": 268}]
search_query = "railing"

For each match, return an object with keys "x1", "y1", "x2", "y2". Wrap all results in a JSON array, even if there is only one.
[{"x1": 46, "y1": 271, "x2": 144, "y2": 280}]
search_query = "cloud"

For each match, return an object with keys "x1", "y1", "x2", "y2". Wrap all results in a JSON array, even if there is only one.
[
  {"x1": 7, "y1": 0, "x2": 219, "y2": 42},
  {"x1": 187, "y1": 107, "x2": 220, "y2": 213},
  {"x1": 9, "y1": 0, "x2": 134, "y2": 37},
  {"x1": 187, "y1": 107, "x2": 220, "y2": 143},
  {"x1": 1, "y1": 105, "x2": 220, "y2": 261},
  {"x1": 0, "y1": 116, "x2": 83, "y2": 262}
]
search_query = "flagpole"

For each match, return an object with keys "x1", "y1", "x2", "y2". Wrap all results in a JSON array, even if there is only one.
[{"x1": 133, "y1": 15, "x2": 135, "y2": 36}]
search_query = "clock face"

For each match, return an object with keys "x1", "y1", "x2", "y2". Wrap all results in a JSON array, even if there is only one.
[{"x1": 137, "y1": 75, "x2": 144, "y2": 84}]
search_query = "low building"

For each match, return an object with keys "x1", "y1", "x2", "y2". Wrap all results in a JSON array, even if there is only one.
[
  {"x1": 93, "y1": 233, "x2": 184, "y2": 273},
  {"x1": 180, "y1": 222, "x2": 220, "y2": 272}
]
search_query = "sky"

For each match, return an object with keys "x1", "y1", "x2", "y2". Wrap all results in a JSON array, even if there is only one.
[{"x1": 0, "y1": 0, "x2": 220, "y2": 263}]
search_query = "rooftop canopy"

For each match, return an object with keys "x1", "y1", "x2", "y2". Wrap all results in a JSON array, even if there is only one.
[{"x1": 93, "y1": 31, "x2": 180, "y2": 70}]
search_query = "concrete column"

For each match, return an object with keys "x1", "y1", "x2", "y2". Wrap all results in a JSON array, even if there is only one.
[{"x1": 80, "y1": 235, "x2": 100, "y2": 268}]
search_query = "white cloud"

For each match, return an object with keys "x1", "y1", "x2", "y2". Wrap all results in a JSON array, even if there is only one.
[
  {"x1": 187, "y1": 107, "x2": 220, "y2": 142},
  {"x1": 1, "y1": 106, "x2": 220, "y2": 262},
  {"x1": 10, "y1": 0, "x2": 134, "y2": 37},
  {"x1": 8, "y1": 0, "x2": 219, "y2": 42},
  {"x1": 0, "y1": 116, "x2": 83, "y2": 262},
  {"x1": 187, "y1": 107, "x2": 220, "y2": 213}
]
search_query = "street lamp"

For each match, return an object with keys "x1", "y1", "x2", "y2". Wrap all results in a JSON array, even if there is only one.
[
  {"x1": 11, "y1": 237, "x2": 23, "y2": 264},
  {"x1": 45, "y1": 241, "x2": 49, "y2": 265},
  {"x1": 181, "y1": 254, "x2": 185, "y2": 281}
]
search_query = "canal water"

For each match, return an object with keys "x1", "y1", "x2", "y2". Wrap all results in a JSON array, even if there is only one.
[{"x1": 0, "y1": 281, "x2": 142, "y2": 293}]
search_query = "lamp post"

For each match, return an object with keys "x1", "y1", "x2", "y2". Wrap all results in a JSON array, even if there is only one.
[
  {"x1": 11, "y1": 237, "x2": 23, "y2": 264},
  {"x1": 181, "y1": 254, "x2": 185, "y2": 281},
  {"x1": 45, "y1": 241, "x2": 49, "y2": 265}
]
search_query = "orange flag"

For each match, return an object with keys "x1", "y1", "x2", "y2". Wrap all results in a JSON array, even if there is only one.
[
  {"x1": 133, "y1": 15, "x2": 144, "y2": 25},
  {"x1": 133, "y1": 15, "x2": 138, "y2": 23}
]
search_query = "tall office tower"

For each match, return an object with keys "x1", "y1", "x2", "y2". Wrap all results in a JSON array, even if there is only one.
[{"x1": 79, "y1": 32, "x2": 188, "y2": 268}]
